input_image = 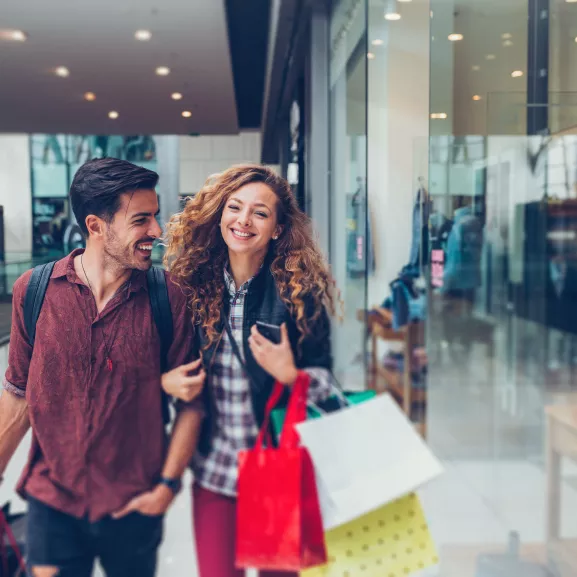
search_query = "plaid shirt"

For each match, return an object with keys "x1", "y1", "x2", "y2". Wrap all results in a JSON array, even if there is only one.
[{"x1": 192, "y1": 268, "x2": 333, "y2": 497}]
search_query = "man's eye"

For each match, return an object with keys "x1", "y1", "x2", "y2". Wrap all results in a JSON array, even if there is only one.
[{"x1": 134, "y1": 219, "x2": 146, "y2": 225}]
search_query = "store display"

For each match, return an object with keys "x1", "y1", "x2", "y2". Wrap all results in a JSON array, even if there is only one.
[{"x1": 346, "y1": 178, "x2": 374, "y2": 277}]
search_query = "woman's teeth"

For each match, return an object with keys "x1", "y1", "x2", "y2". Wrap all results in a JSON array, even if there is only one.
[{"x1": 232, "y1": 229, "x2": 253, "y2": 238}]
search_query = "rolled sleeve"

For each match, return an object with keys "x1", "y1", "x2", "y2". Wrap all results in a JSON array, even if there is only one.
[
  {"x1": 3, "y1": 271, "x2": 33, "y2": 398},
  {"x1": 165, "y1": 273, "x2": 204, "y2": 415},
  {"x1": 304, "y1": 367, "x2": 334, "y2": 404}
]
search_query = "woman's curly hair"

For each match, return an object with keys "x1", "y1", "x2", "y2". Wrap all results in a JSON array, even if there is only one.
[{"x1": 164, "y1": 164, "x2": 338, "y2": 349}]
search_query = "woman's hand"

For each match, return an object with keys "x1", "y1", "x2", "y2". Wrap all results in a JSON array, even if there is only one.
[
  {"x1": 161, "y1": 359, "x2": 205, "y2": 402},
  {"x1": 248, "y1": 323, "x2": 298, "y2": 385}
]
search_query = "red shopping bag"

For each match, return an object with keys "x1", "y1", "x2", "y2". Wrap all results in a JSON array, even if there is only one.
[{"x1": 236, "y1": 372, "x2": 327, "y2": 572}]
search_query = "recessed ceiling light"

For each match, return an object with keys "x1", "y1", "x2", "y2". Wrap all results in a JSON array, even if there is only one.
[
  {"x1": 566, "y1": 0, "x2": 577, "y2": 3},
  {"x1": 156, "y1": 66, "x2": 170, "y2": 76},
  {"x1": 367, "y1": 52, "x2": 375, "y2": 60},
  {"x1": 486, "y1": 54, "x2": 496, "y2": 60},
  {"x1": 182, "y1": 111, "x2": 192, "y2": 118},
  {"x1": 448, "y1": 33, "x2": 464, "y2": 41},
  {"x1": 502, "y1": 33, "x2": 512, "y2": 39},
  {"x1": 372, "y1": 39, "x2": 384, "y2": 46},
  {"x1": 398, "y1": 0, "x2": 412, "y2": 2},
  {"x1": 472, "y1": 65, "x2": 481, "y2": 71},
  {"x1": 384, "y1": 12, "x2": 401, "y2": 20},
  {"x1": 472, "y1": 95, "x2": 482, "y2": 101},
  {"x1": 84, "y1": 92, "x2": 96, "y2": 101},
  {"x1": 108, "y1": 111, "x2": 119, "y2": 119},
  {"x1": 0, "y1": 29, "x2": 27, "y2": 41},
  {"x1": 171, "y1": 92, "x2": 183, "y2": 100},
  {"x1": 430, "y1": 113, "x2": 448, "y2": 119},
  {"x1": 575, "y1": 36, "x2": 577, "y2": 42},
  {"x1": 55, "y1": 66, "x2": 70, "y2": 77},
  {"x1": 135, "y1": 30, "x2": 152, "y2": 41},
  {"x1": 503, "y1": 39, "x2": 514, "y2": 47},
  {"x1": 511, "y1": 70, "x2": 524, "y2": 77}
]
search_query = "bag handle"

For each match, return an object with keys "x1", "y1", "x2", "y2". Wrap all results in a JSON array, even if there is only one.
[
  {"x1": 255, "y1": 371, "x2": 310, "y2": 450},
  {"x1": 0, "y1": 510, "x2": 26, "y2": 575}
]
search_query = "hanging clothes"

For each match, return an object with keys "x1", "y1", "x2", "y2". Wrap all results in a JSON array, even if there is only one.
[{"x1": 408, "y1": 185, "x2": 432, "y2": 270}]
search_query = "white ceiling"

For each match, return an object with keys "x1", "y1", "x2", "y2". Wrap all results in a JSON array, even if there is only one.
[{"x1": 0, "y1": 0, "x2": 239, "y2": 135}]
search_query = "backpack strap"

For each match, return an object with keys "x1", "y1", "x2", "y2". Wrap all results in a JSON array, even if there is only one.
[
  {"x1": 146, "y1": 267, "x2": 174, "y2": 372},
  {"x1": 24, "y1": 262, "x2": 56, "y2": 347},
  {"x1": 146, "y1": 267, "x2": 174, "y2": 425}
]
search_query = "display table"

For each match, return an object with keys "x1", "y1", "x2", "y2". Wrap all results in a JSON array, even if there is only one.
[{"x1": 545, "y1": 404, "x2": 577, "y2": 577}]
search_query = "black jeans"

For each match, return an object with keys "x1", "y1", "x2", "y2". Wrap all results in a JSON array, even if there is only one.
[{"x1": 26, "y1": 496, "x2": 163, "y2": 577}]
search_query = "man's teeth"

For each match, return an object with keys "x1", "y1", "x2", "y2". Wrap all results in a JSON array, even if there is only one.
[{"x1": 137, "y1": 244, "x2": 153, "y2": 251}]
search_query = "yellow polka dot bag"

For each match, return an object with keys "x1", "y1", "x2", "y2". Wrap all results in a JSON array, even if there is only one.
[{"x1": 301, "y1": 492, "x2": 438, "y2": 577}]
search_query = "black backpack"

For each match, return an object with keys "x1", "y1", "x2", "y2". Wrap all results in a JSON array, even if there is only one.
[{"x1": 23, "y1": 262, "x2": 174, "y2": 424}]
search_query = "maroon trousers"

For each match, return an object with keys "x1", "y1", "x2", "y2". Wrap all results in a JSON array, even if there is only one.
[{"x1": 193, "y1": 484, "x2": 299, "y2": 577}]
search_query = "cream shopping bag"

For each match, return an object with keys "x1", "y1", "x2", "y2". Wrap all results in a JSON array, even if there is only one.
[
  {"x1": 296, "y1": 393, "x2": 443, "y2": 530},
  {"x1": 301, "y1": 493, "x2": 438, "y2": 577}
]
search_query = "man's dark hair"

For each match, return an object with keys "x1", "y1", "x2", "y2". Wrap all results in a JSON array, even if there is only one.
[{"x1": 69, "y1": 157, "x2": 159, "y2": 236}]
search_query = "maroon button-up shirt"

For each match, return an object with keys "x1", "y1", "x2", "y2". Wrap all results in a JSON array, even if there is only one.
[{"x1": 3, "y1": 250, "x2": 198, "y2": 522}]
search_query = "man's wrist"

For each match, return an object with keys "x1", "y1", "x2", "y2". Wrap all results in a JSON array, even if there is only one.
[{"x1": 157, "y1": 476, "x2": 182, "y2": 495}]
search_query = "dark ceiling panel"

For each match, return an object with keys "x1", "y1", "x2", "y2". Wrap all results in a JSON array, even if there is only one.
[{"x1": 225, "y1": 0, "x2": 271, "y2": 130}]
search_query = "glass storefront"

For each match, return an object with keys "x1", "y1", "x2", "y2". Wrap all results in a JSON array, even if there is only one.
[
  {"x1": 329, "y1": 0, "x2": 369, "y2": 390},
  {"x1": 329, "y1": 0, "x2": 577, "y2": 575}
]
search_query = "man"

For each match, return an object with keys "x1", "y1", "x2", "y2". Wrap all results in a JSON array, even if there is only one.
[{"x1": 0, "y1": 158, "x2": 205, "y2": 577}]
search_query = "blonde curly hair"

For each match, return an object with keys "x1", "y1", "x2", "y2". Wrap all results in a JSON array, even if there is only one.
[{"x1": 164, "y1": 164, "x2": 338, "y2": 348}]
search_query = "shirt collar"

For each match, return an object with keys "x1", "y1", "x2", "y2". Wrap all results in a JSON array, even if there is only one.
[{"x1": 52, "y1": 249, "x2": 148, "y2": 293}]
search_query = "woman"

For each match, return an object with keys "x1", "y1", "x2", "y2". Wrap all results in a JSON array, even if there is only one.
[{"x1": 162, "y1": 164, "x2": 338, "y2": 577}]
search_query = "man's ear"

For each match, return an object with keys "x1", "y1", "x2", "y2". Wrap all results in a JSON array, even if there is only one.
[{"x1": 85, "y1": 215, "x2": 106, "y2": 239}]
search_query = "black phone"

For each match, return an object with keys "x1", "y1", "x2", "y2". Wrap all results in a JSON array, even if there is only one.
[{"x1": 256, "y1": 321, "x2": 282, "y2": 344}]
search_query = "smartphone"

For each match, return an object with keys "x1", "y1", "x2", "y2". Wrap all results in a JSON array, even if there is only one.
[{"x1": 256, "y1": 321, "x2": 282, "y2": 344}]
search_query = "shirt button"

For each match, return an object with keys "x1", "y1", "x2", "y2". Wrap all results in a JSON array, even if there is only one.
[{"x1": 90, "y1": 358, "x2": 96, "y2": 365}]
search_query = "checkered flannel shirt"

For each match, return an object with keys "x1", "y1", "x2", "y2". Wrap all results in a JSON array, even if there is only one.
[{"x1": 192, "y1": 268, "x2": 334, "y2": 497}]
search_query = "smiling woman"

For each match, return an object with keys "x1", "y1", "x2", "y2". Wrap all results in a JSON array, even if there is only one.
[{"x1": 162, "y1": 163, "x2": 340, "y2": 577}]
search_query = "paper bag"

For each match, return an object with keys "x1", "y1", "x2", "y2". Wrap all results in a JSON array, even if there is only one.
[
  {"x1": 302, "y1": 493, "x2": 438, "y2": 577},
  {"x1": 296, "y1": 392, "x2": 443, "y2": 530}
]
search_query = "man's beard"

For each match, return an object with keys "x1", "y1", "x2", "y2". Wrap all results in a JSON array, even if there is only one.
[{"x1": 104, "y1": 229, "x2": 152, "y2": 272}]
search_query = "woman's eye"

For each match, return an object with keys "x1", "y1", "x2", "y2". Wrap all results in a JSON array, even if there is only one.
[
  {"x1": 256, "y1": 212, "x2": 268, "y2": 218},
  {"x1": 228, "y1": 205, "x2": 240, "y2": 211}
]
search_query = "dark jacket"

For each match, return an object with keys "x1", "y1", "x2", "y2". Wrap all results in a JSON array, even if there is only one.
[{"x1": 196, "y1": 259, "x2": 333, "y2": 456}]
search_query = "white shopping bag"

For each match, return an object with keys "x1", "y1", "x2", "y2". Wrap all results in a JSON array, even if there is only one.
[{"x1": 295, "y1": 392, "x2": 443, "y2": 530}]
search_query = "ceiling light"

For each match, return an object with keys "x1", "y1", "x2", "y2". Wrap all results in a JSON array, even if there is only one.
[
  {"x1": 156, "y1": 66, "x2": 170, "y2": 76},
  {"x1": 0, "y1": 29, "x2": 27, "y2": 41},
  {"x1": 486, "y1": 54, "x2": 496, "y2": 60},
  {"x1": 472, "y1": 95, "x2": 482, "y2": 101},
  {"x1": 384, "y1": 0, "x2": 401, "y2": 20},
  {"x1": 430, "y1": 113, "x2": 448, "y2": 119},
  {"x1": 398, "y1": 0, "x2": 412, "y2": 2},
  {"x1": 372, "y1": 39, "x2": 384, "y2": 46},
  {"x1": 182, "y1": 111, "x2": 192, "y2": 118},
  {"x1": 55, "y1": 66, "x2": 70, "y2": 77},
  {"x1": 108, "y1": 111, "x2": 119, "y2": 119},
  {"x1": 575, "y1": 36, "x2": 577, "y2": 42},
  {"x1": 171, "y1": 92, "x2": 183, "y2": 100},
  {"x1": 448, "y1": 33, "x2": 464, "y2": 41},
  {"x1": 566, "y1": 0, "x2": 577, "y2": 3},
  {"x1": 502, "y1": 33, "x2": 512, "y2": 39},
  {"x1": 503, "y1": 40, "x2": 513, "y2": 47},
  {"x1": 472, "y1": 65, "x2": 481, "y2": 71},
  {"x1": 511, "y1": 70, "x2": 524, "y2": 78},
  {"x1": 135, "y1": 30, "x2": 152, "y2": 41},
  {"x1": 367, "y1": 52, "x2": 375, "y2": 59},
  {"x1": 84, "y1": 92, "x2": 96, "y2": 101}
]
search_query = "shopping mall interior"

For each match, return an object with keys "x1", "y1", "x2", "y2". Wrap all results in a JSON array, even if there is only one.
[{"x1": 1, "y1": 0, "x2": 577, "y2": 576}]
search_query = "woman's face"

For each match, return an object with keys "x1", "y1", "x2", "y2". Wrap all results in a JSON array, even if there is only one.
[{"x1": 220, "y1": 182, "x2": 282, "y2": 258}]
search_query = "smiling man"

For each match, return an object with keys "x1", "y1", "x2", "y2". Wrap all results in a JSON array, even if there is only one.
[{"x1": 0, "y1": 158, "x2": 205, "y2": 577}]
